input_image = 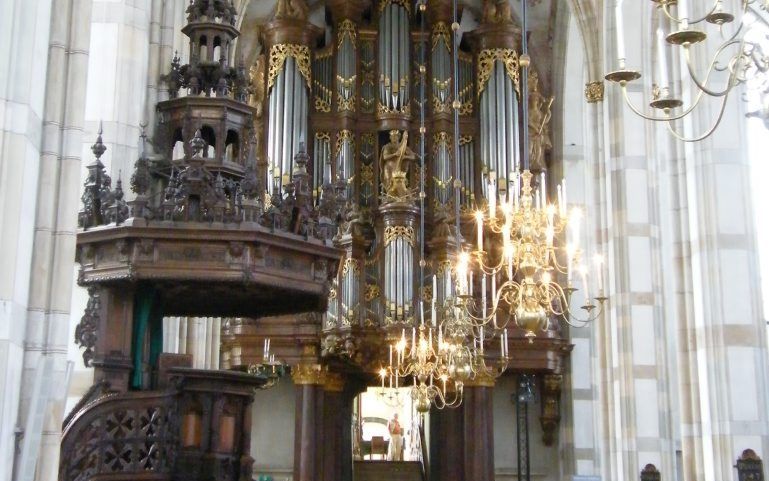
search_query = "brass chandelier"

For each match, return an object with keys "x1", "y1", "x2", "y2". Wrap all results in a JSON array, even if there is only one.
[
  {"x1": 458, "y1": 0, "x2": 607, "y2": 341},
  {"x1": 605, "y1": 0, "x2": 769, "y2": 141}
]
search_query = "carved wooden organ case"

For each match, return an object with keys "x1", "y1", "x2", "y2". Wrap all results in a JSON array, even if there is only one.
[{"x1": 247, "y1": 0, "x2": 562, "y2": 376}]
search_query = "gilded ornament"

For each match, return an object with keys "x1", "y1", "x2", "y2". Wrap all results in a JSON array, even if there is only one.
[
  {"x1": 365, "y1": 283, "x2": 380, "y2": 302},
  {"x1": 335, "y1": 130, "x2": 356, "y2": 157},
  {"x1": 384, "y1": 226, "x2": 415, "y2": 246},
  {"x1": 477, "y1": 49, "x2": 520, "y2": 97},
  {"x1": 337, "y1": 19, "x2": 357, "y2": 48},
  {"x1": 268, "y1": 44, "x2": 311, "y2": 90},
  {"x1": 342, "y1": 258, "x2": 361, "y2": 275},
  {"x1": 585, "y1": 80, "x2": 605, "y2": 103},
  {"x1": 431, "y1": 22, "x2": 451, "y2": 51}
]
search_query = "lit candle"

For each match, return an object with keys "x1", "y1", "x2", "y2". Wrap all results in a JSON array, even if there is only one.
[
  {"x1": 615, "y1": 0, "x2": 626, "y2": 63},
  {"x1": 595, "y1": 254, "x2": 605, "y2": 294},
  {"x1": 504, "y1": 329, "x2": 508, "y2": 357},
  {"x1": 381, "y1": 369, "x2": 386, "y2": 389},
  {"x1": 489, "y1": 177, "x2": 497, "y2": 219},
  {"x1": 514, "y1": 172, "x2": 520, "y2": 209},
  {"x1": 482, "y1": 274, "x2": 487, "y2": 315},
  {"x1": 500, "y1": 331, "x2": 505, "y2": 357},
  {"x1": 432, "y1": 303, "x2": 437, "y2": 326},
  {"x1": 656, "y1": 23, "x2": 669, "y2": 89},
  {"x1": 263, "y1": 339, "x2": 268, "y2": 360},
  {"x1": 678, "y1": 0, "x2": 689, "y2": 24},
  {"x1": 580, "y1": 265, "x2": 590, "y2": 301},
  {"x1": 475, "y1": 210, "x2": 484, "y2": 250},
  {"x1": 562, "y1": 178, "x2": 567, "y2": 213},
  {"x1": 557, "y1": 184, "x2": 564, "y2": 217},
  {"x1": 469, "y1": 270, "x2": 474, "y2": 296},
  {"x1": 540, "y1": 172, "x2": 547, "y2": 208}
]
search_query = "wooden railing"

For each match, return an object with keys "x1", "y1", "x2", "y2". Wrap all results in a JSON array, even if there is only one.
[
  {"x1": 59, "y1": 368, "x2": 265, "y2": 481},
  {"x1": 60, "y1": 391, "x2": 177, "y2": 481}
]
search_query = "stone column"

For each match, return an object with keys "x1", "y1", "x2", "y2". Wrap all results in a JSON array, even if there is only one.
[
  {"x1": 672, "y1": 19, "x2": 769, "y2": 480},
  {"x1": 0, "y1": 0, "x2": 57, "y2": 475},
  {"x1": 13, "y1": 1, "x2": 95, "y2": 479},
  {"x1": 292, "y1": 363, "x2": 326, "y2": 481},
  {"x1": 463, "y1": 376, "x2": 495, "y2": 481}
]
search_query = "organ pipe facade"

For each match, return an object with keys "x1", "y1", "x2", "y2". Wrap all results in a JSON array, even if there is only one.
[{"x1": 248, "y1": 0, "x2": 552, "y2": 346}]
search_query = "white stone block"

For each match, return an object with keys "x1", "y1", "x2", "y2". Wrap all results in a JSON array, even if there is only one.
[
  {"x1": 719, "y1": 249, "x2": 753, "y2": 325},
  {"x1": 628, "y1": 236, "x2": 653, "y2": 292},
  {"x1": 634, "y1": 379, "x2": 660, "y2": 438},
  {"x1": 624, "y1": 169, "x2": 649, "y2": 223},
  {"x1": 631, "y1": 305, "x2": 656, "y2": 366},
  {"x1": 728, "y1": 347, "x2": 759, "y2": 421}
]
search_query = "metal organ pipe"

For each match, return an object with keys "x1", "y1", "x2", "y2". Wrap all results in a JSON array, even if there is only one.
[
  {"x1": 282, "y1": 59, "x2": 294, "y2": 179},
  {"x1": 502, "y1": 74, "x2": 516, "y2": 193}
]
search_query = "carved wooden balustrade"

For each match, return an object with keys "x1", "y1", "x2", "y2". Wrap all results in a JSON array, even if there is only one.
[{"x1": 60, "y1": 368, "x2": 266, "y2": 481}]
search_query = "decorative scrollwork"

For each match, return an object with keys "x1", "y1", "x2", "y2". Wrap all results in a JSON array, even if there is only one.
[
  {"x1": 365, "y1": 283, "x2": 380, "y2": 302},
  {"x1": 431, "y1": 22, "x2": 451, "y2": 51},
  {"x1": 268, "y1": 44, "x2": 311, "y2": 91},
  {"x1": 384, "y1": 225, "x2": 415, "y2": 246},
  {"x1": 335, "y1": 130, "x2": 355, "y2": 157},
  {"x1": 74, "y1": 287, "x2": 100, "y2": 367},
  {"x1": 477, "y1": 49, "x2": 519, "y2": 97},
  {"x1": 337, "y1": 19, "x2": 357, "y2": 48},
  {"x1": 342, "y1": 258, "x2": 361, "y2": 275}
]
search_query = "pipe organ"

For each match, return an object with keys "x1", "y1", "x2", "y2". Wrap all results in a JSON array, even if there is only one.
[{"x1": 248, "y1": 0, "x2": 552, "y2": 352}]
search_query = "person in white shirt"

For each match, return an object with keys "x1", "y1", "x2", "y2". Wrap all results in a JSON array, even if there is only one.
[{"x1": 387, "y1": 413, "x2": 404, "y2": 461}]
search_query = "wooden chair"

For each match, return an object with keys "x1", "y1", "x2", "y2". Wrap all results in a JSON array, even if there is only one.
[{"x1": 370, "y1": 436, "x2": 386, "y2": 460}]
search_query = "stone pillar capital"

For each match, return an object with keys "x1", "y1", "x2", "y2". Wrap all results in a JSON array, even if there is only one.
[
  {"x1": 291, "y1": 363, "x2": 326, "y2": 385},
  {"x1": 464, "y1": 371, "x2": 496, "y2": 388}
]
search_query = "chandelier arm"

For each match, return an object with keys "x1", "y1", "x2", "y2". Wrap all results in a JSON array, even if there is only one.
[
  {"x1": 664, "y1": 89, "x2": 733, "y2": 141},
  {"x1": 560, "y1": 297, "x2": 607, "y2": 325},
  {"x1": 661, "y1": 0, "x2": 722, "y2": 26},
  {"x1": 620, "y1": 84, "x2": 708, "y2": 121},
  {"x1": 682, "y1": 42, "x2": 744, "y2": 97}
]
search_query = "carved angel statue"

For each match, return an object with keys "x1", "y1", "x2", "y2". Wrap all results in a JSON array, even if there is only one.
[
  {"x1": 482, "y1": 0, "x2": 514, "y2": 24},
  {"x1": 274, "y1": 0, "x2": 308, "y2": 20},
  {"x1": 527, "y1": 71, "x2": 554, "y2": 171},
  {"x1": 380, "y1": 130, "x2": 417, "y2": 198}
]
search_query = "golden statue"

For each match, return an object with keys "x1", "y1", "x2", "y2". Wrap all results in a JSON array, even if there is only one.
[
  {"x1": 249, "y1": 54, "x2": 266, "y2": 118},
  {"x1": 380, "y1": 130, "x2": 416, "y2": 198},
  {"x1": 482, "y1": 0, "x2": 514, "y2": 24},
  {"x1": 527, "y1": 71, "x2": 554, "y2": 171},
  {"x1": 274, "y1": 0, "x2": 308, "y2": 20}
]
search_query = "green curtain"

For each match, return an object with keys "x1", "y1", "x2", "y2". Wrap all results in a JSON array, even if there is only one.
[{"x1": 131, "y1": 285, "x2": 164, "y2": 389}]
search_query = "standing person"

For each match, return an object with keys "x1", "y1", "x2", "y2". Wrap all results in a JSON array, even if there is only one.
[{"x1": 387, "y1": 413, "x2": 404, "y2": 461}]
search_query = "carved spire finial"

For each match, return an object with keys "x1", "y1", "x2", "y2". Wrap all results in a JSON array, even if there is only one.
[{"x1": 92, "y1": 121, "x2": 107, "y2": 160}]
